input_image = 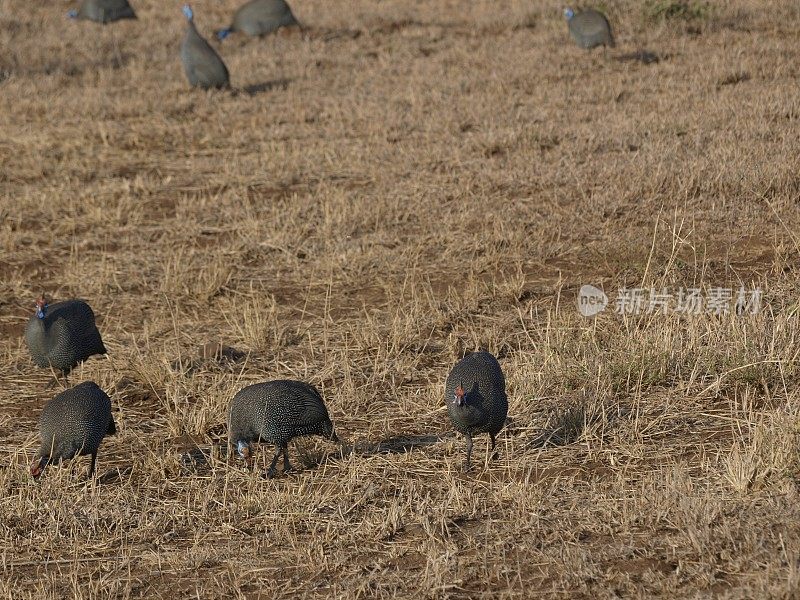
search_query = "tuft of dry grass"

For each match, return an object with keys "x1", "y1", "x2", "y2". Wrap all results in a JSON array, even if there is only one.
[{"x1": 2, "y1": 0, "x2": 800, "y2": 597}]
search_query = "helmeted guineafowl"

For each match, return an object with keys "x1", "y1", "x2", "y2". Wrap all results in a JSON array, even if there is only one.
[
  {"x1": 228, "y1": 380, "x2": 339, "y2": 478},
  {"x1": 216, "y1": 0, "x2": 299, "y2": 40},
  {"x1": 31, "y1": 381, "x2": 116, "y2": 479},
  {"x1": 181, "y1": 5, "x2": 230, "y2": 90},
  {"x1": 564, "y1": 8, "x2": 615, "y2": 49},
  {"x1": 445, "y1": 350, "x2": 508, "y2": 472},
  {"x1": 67, "y1": 0, "x2": 136, "y2": 23},
  {"x1": 25, "y1": 296, "x2": 107, "y2": 383}
]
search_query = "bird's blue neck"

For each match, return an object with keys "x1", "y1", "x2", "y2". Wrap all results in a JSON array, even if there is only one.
[{"x1": 236, "y1": 440, "x2": 249, "y2": 457}]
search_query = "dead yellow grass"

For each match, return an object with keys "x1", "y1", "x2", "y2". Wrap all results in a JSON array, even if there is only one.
[{"x1": 2, "y1": 0, "x2": 800, "y2": 597}]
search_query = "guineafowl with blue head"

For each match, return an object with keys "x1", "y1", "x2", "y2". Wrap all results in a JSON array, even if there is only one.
[
  {"x1": 564, "y1": 7, "x2": 615, "y2": 49},
  {"x1": 217, "y1": 0, "x2": 299, "y2": 40},
  {"x1": 181, "y1": 5, "x2": 230, "y2": 90},
  {"x1": 445, "y1": 351, "x2": 508, "y2": 472},
  {"x1": 31, "y1": 381, "x2": 116, "y2": 480},
  {"x1": 68, "y1": 0, "x2": 136, "y2": 24},
  {"x1": 228, "y1": 380, "x2": 340, "y2": 478},
  {"x1": 25, "y1": 295, "x2": 107, "y2": 384}
]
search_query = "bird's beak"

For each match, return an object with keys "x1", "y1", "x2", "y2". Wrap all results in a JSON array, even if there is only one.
[{"x1": 30, "y1": 457, "x2": 45, "y2": 479}]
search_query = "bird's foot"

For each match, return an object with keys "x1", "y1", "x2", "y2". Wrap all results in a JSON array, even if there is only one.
[
  {"x1": 461, "y1": 461, "x2": 472, "y2": 473},
  {"x1": 266, "y1": 468, "x2": 277, "y2": 479},
  {"x1": 491, "y1": 451, "x2": 500, "y2": 461}
]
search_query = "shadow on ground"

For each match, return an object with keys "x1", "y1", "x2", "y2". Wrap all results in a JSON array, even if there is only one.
[
  {"x1": 242, "y1": 79, "x2": 293, "y2": 96},
  {"x1": 614, "y1": 49, "x2": 661, "y2": 64},
  {"x1": 178, "y1": 432, "x2": 454, "y2": 474}
]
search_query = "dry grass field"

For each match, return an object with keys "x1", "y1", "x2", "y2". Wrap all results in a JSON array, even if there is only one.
[{"x1": 2, "y1": 0, "x2": 800, "y2": 597}]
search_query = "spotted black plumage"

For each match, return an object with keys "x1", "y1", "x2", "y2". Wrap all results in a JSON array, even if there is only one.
[
  {"x1": 217, "y1": 0, "x2": 299, "y2": 40},
  {"x1": 25, "y1": 297, "x2": 107, "y2": 381},
  {"x1": 228, "y1": 380, "x2": 338, "y2": 477},
  {"x1": 181, "y1": 5, "x2": 230, "y2": 90},
  {"x1": 445, "y1": 351, "x2": 508, "y2": 472},
  {"x1": 31, "y1": 381, "x2": 116, "y2": 479},
  {"x1": 68, "y1": 0, "x2": 136, "y2": 23},
  {"x1": 564, "y1": 8, "x2": 615, "y2": 49}
]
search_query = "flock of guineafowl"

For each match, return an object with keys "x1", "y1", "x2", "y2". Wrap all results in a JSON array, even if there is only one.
[
  {"x1": 28, "y1": 0, "x2": 616, "y2": 480},
  {"x1": 67, "y1": 0, "x2": 615, "y2": 90},
  {"x1": 26, "y1": 295, "x2": 507, "y2": 479}
]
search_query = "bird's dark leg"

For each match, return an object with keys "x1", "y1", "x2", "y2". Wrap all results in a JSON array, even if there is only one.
[
  {"x1": 490, "y1": 433, "x2": 499, "y2": 461},
  {"x1": 266, "y1": 446, "x2": 282, "y2": 478},
  {"x1": 462, "y1": 433, "x2": 473, "y2": 472},
  {"x1": 87, "y1": 452, "x2": 97, "y2": 479},
  {"x1": 282, "y1": 446, "x2": 293, "y2": 474},
  {"x1": 47, "y1": 370, "x2": 69, "y2": 390}
]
